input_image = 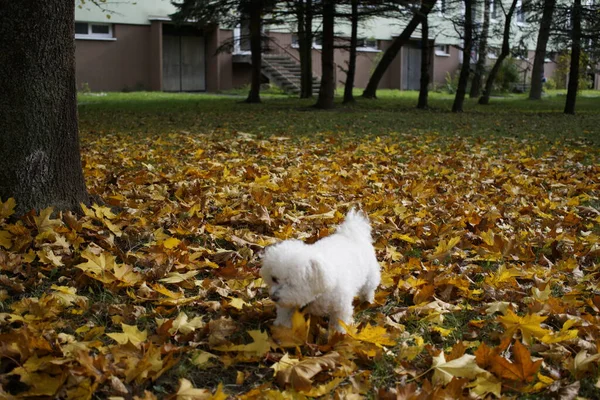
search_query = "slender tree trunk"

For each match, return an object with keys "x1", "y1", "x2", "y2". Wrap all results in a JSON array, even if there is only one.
[
  {"x1": 529, "y1": 0, "x2": 556, "y2": 100},
  {"x1": 298, "y1": 0, "x2": 314, "y2": 98},
  {"x1": 245, "y1": 1, "x2": 263, "y2": 103},
  {"x1": 315, "y1": 0, "x2": 335, "y2": 109},
  {"x1": 417, "y1": 16, "x2": 430, "y2": 109},
  {"x1": 452, "y1": 0, "x2": 474, "y2": 112},
  {"x1": 0, "y1": 0, "x2": 89, "y2": 216},
  {"x1": 470, "y1": 0, "x2": 490, "y2": 98},
  {"x1": 479, "y1": 0, "x2": 518, "y2": 105},
  {"x1": 564, "y1": 0, "x2": 581, "y2": 115},
  {"x1": 362, "y1": 0, "x2": 437, "y2": 99},
  {"x1": 343, "y1": 0, "x2": 359, "y2": 104}
]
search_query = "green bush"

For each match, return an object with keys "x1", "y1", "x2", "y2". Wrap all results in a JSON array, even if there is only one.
[{"x1": 494, "y1": 58, "x2": 520, "y2": 92}]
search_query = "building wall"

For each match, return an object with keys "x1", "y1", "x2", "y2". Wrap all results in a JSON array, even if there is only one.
[
  {"x1": 433, "y1": 46, "x2": 461, "y2": 88},
  {"x1": 75, "y1": 24, "x2": 152, "y2": 92}
]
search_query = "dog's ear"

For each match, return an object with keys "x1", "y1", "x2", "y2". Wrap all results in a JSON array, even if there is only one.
[{"x1": 309, "y1": 257, "x2": 335, "y2": 294}]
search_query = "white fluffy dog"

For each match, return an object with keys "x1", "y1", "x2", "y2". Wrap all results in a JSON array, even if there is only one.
[{"x1": 261, "y1": 209, "x2": 381, "y2": 332}]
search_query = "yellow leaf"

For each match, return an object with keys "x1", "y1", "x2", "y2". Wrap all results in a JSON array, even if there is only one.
[
  {"x1": 170, "y1": 312, "x2": 205, "y2": 335},
  {"x1": 271, "y1": 310, "x2": 309, "y2": 348},
  {"x1": 0, "y1": 230, "x2": 12, "y2": 249},
  {"x1": 270, "y1": 353, "x2": 300, "y2": 374},
  {"x1": 162, "y1": 237, "x2": 181, "y2": 249},
  {"x1": 392, "y1": 233, "x2": 419, "y2": 244},
  {"x1": 228, "y1": 297, "x2": 249, "y2": 310},
  {"x1": 34, "y1": 207, "x2": 62, "y2": 234},
  {"x1": 432, "y1": 352, "x2": 490, "y2": 386},
  {"x1": 540, "y1": 319, "x2": 579, "y2": 344},
  {"x1": 107, "y1": 323, "x2": 148, "y2": 347},
  {"x1": 176, "y1": 378, "x2": 212, "y2": 399},
  {"x1": 430, "y1": 236, "x2": 461, "y2": 260},
  {"x1": 341, "y1": 322, "x2": 396, "y2": 347},
  {"x1": 468, "y1": 374, "x2": 502, "y2": 398},
  {"x1": 190, "y1": 351, "x2": 218, "y2": 367},
  {"x1": 75, "y1": 249, "x2": 116, "y2": 283},
  {"x1": 49, "y1": 285, "x2": 86, "y2": 307},
  {"x1": 276, "y1": 352, "x2": 339, "y2": 392},
  {"x1": 214, "y1": 330, "x2": 270, "y2": 357},
  {"x1": 0, "y1": 197, "x2": 16, "y2": 219},
  {"x1": 497, "y1": 309, "x2": 551, "y2": 345},
  {"x1": 159, "y1": 270, "x2": 199, "y2": 283}
]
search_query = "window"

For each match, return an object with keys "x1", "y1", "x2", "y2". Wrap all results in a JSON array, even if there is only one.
[
  {"x1": 74, "y1": 22, "x2": 114, "y2": 40},
  {"x1": 357, "y1": 38, "x2": 378, "y2": 50},
  {"x1": 435, "y1": 44, "x2": 451, "y2": 56},
  {"x1": 490, "y1": 0, "x2": 499, "y2": 20},
  {"x1": 516, "y1": 0, "x2": 526, "y2": 24}
]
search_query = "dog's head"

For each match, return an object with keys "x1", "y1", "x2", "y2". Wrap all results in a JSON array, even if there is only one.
[{"x1": 260, "y1": 239, "x2": 335, "y2": 308}]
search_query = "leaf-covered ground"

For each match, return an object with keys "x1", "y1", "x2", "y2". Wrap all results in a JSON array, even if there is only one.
[{"x1": 1, "y1": 92, "x2": 600, "y2": 399}]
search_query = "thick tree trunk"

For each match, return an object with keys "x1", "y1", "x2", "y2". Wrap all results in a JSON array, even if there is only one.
[
  {"x1": 315, "y1": 0, "x2": 335, "y2": 109},
  {"x1": 417, "y1": 17, "x2": 430, "y2": 109},
  {"x1": 0, "y1": 0, "x2": 89, "y2": 216},
  {"x1": 564, "y1": 0, "x2": 581, "y2": 115},
  {"x1": 478, "y1": 0, "x2": 518, "y2": 105},
  {"x1": 245, "y1": 1, "x2": 262, "y2": 103},
  {"x1": 298, "y1": 0, "x2": 314, "y2": 98},
  {"x1": 362, "y1": 0, "x2": 437, "y2": 99},
  {"x1": 452, "y1": 0, "x2": 474, "y2": 112},
  {"x1": 470, "y1": 0, "x2": 490, "y2": 98},
  {"x1": 343, "y1": 0, "x2": 359, "y2": 104},
  {"x1": 529, "y1": 0, "x2": 556, "y2": 100}
]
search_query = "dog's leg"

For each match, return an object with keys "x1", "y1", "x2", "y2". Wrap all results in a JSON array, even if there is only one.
[
  {"x1": 274, "y1": 305, "x2": 294, "y2": 327},
  {"x1": 330, "y1": 299, "x2": 354, "y2": 333}
]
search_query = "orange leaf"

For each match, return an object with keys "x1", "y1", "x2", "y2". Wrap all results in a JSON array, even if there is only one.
[{"x1": 490, "y1": 341, "x2": 541, "y2": 382}]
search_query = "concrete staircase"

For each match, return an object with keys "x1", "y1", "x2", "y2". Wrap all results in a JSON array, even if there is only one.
[{"x1": 261, "y1": 54, "x2": 321, "y2": 96}]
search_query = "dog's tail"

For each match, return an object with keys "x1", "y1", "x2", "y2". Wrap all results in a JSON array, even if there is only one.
[{"x1": 336, "y1": 208, "x2": 373, "y2": 243}]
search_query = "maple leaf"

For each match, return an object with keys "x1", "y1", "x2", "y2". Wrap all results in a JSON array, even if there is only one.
[
  {"x1": 75, "y1": 248, "x2": 117, "y2": 284},
  {"x1": 271, "y1": 309, "x2": 310, "y2": 348},
  {"x1": 431, "y1": 352, "x2": 490, "y2": 386},
  {"x1": 176, "y1": 379, "x2": 227, "y2": 400},
  {"x1": 540, "y1": 319, "x2": 579, "y2": 344},
  {"x1": 49, "y1": 285, "x2": 87, "y2": 307},
  {"x1": 168, "y1": 312, "x2": 205, "y2": 335},
  {"x1": 497, "y1": 309, "x2": 551, "y2": 345},
  {"x1": 429, "y1": 236, "x2": 461, "y2": 260},
  {"x1": 214, "y1": 330, "x2": 271, "y2": 357},
  {"x1": 0, "y1": 197, "x2": 16, "y2": 219},
  {"x1": 107, "y1": 323, "x2": 148, "y2": 347},
  {"x1": 0, "y1": 230, "x2": 12, "y2": 249},
  {"x1": 276, "y1": 352, "x2": 340, "y2": 392},
  {"x1": 33, "y1": 207, "x2": 63, "y2": 234},
  {"x1": 341, "y1": 322, "x2": 396, "y2": 348},
  {"x1": 490, "y1": 341, "x2": 541, "y2": 382}
]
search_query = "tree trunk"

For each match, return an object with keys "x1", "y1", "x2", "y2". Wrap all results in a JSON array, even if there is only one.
[
  {"x1": 417, "y1": 16, "x2": 430, "y2": 109},
  {"x1": 343, "y1": 0, "x2": 359, "y2": 104},
  {"x1": 315, "y1": 0, "x2": 335, "y2": 109},
  {"x1": 529, "y1": 0, "x2": 556, "y2": 100},
  {"x1": 245, "y1": 1, "x2": 262, "y2": 103},
  {"x1": 479, "y1": 0, "x2": 518, "y2": 105},
  {"x1": 564, "y1": 0, "x2": 581, "y2": 115},
  {"x1": 470, "y1": 0, "x2": 490, "y2": 98},
  {"x1": 362, "y1": 0, "x2": 437, "y2": 99},
  {"x1": 452, "y1": 0, "x2": 474, "y2": 112},
  {"x1": 298, "y1": 0, "x2": 314, "y2": 98},
  {"x1": 0, "y1": 0, "x2": 89, "y2": 216}
]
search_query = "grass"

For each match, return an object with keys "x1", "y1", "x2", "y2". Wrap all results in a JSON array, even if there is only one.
[{"x1": 77, "y1": 90, "x2": 600, "y2": 148}]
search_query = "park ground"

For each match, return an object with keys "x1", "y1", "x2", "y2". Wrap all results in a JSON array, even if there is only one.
[{"x1": 1, "y1": 90, "x2": 599, "y2": 399}]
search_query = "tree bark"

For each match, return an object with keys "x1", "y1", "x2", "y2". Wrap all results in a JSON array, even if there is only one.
[
  {"x1": 245, "y1": 0, "x2": 263, "y2": 103},
  {"x1": 470, "y1": 0, "x2": 490, "y2": 98},
  {"x1": 343, "y1": 0, "x2": 359, "y2": 104},
  {"x1": 315, "y1": 0, "x2": 335, "y2": 109},
  {"x1": 479, "y1": 0, "x2": 518, "y2": 105},
  {"x1": 0, "y1": 0, "x2": 89, "y2": 216},
  {"x1": 417, "y1": 16, "x2": 430, "y2": 109},
  {"x1": 298, "y1": 0, "x2": 314, "y2": 98},
  {"x1": 452, "y1": 0, "x2": 474, "y2": 112},
  {"x1": 362, "y1": 0, "x2": 437, "y2": 99},
  {"x1": 564, "y1": 0, "x2": 581, "y2": 115},
  {"x1": 529, "y1": 0, "x2": 556, "y2": 100}
]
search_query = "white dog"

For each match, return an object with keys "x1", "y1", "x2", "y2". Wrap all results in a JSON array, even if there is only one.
[{"x1": 261, "y1": 209, "x2": 381, "y2": 332}]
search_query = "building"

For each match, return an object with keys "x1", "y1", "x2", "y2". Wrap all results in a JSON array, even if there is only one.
[{"x1": 74, "y1": 0, "x2": 598, "y2": 94}]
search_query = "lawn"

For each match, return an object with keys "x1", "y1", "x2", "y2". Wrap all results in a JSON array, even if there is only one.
[{"x1": 1, "y1": 91, "x2": 599, "y2": 399}]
